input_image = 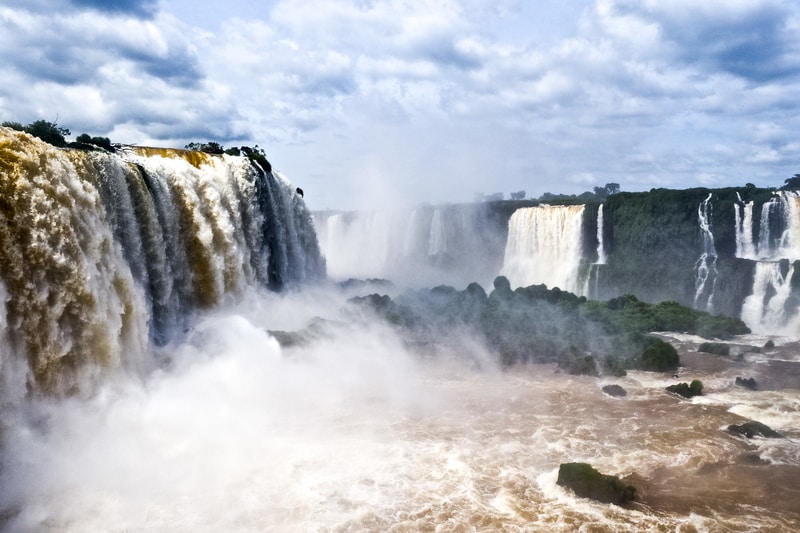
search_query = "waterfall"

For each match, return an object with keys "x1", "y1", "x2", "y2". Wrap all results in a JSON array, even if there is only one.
[
  {"x1": 313, "y1": 204, "x2": 506, "y2": 288},
  {"x1": 693, "y1": 193, "x2": 718, "y2": 312},
  {"x1": 740, "y1": 262, "x2": 798, "y2": 334},
  {"x1": 0, "y1": 127, "x2": 324, "y2": 397},
  {"x1": 758, "y1": 195, "x2": 781, "y2": 258},
  {"x1": 734, "y1": 193, "x2": 757, "y2": 259},
  {"x1": 596, "y1": 204, "x2": 607, "y2": 265},
  {"x1": 428, "y1": 209, "x2": 447, "y2": 257},
  {"x1": 500, "y1": 205, "x2": 585, "y2": 294}
]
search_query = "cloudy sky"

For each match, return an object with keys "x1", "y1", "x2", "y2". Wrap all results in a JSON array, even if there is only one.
[{"x1": 1, "y1": 0, "x2": 799, "y2": 210}]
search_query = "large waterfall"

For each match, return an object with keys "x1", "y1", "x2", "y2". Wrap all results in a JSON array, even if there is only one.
[
  {"x1": 500, "y1": 205, "x2": 585, "y2": 293},
  {"x1": 0, "y1": 127, "x2": 324, "y2": 397}
]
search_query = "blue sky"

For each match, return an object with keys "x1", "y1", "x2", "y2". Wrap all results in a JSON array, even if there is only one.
[{"x1": 1, "y1": 0, "x2": 799, "y2": 210}]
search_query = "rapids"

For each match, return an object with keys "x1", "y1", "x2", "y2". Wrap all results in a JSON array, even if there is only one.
[{"x1": 0, "y1": 292, "x2": 798, "y2": 532}]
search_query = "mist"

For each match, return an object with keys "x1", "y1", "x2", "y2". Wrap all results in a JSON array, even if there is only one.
[{"x1": 0, "y1": 290, "x2": 452, "y2": 531}]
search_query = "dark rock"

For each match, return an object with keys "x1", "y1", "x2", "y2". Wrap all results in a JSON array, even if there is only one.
[
  {"x1": 602, "y1": 384, "x2": 627, "y2": 397},
  {"x1": 728, "y1": 421, "x2": 783, "y2": 439},
  {"x1": 735, "y1": 376, "x2": 758, "y2": 390},
  {"x1": 557, "y1": 462, "x2": 636, "y2": 505},
  {"x1": 698, "y1": 342, "x2": 730, "y2": 356},
  {"x1": 666, "y1": 379, "x2": 703, "y2": 398}
]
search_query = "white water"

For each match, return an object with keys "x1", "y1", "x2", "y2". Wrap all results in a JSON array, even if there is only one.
[
  {"x1": 596, "y1": 204, "x2": 607, "y2": 265},
  {"x1": 0, "y1": 128, "x2": 323, "y2": 398},
  {"x1": 501, "y1": 205, "x2": 585, "y2": 293},
  {"x1": 741, "y1": 262, "x2": 798, "y2": 334},
  {"x1": 735, "y1": 193, "x2": 757, "y2": 259},
  {"x1": 693, "y1": 193, "x2": 718, "y2": 312},
  {"x1": 735, "y1": 191, "x2": 800, "y2": 333}
]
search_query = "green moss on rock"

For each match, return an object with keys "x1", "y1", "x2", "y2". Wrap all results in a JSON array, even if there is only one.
[{"x1": 557, "y1": 462, "x2": 636, "y2": 505}]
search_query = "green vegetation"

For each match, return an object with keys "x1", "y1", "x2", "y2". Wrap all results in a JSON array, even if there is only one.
[
  {"x1": 74, "y1": 133, "x2": 114, "y2": 152},
  {"x1": 3, "y1": 119, "x2": 70, "y2": 147},
  {"x1": 640, "y1": 339, "x2": 680, "y2": 371},
  {"x1": 345, "y1": 277, "x2": 748, "y2": 373},
  {"x1": 698, "y1": 342, "x2": 730, "y2": 356},
  {"x1": 184, "y1": 141, "x2": 272, "y2": 172}
]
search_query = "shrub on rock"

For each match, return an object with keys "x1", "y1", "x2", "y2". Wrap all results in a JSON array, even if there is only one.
[
  {"x1": 698, "y1": 342, "x2": 730, "y2": 356},
  {"x1": 640, "y1": 339, "x2": 679, "y2": 371}
]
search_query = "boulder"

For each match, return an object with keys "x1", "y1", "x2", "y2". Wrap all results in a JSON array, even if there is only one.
[
  {"x1": 735, "y1": 377, "x2": 757, "y2": 390},
  {"x1": 602, "y1": 384, "x2": 627, "y2": 397},
  {"x1": 728, "y1": 421, "x2": 783, "y2": 439},
  {"x1": 557, "y1": 462, "x2": 636, "y2": 505},
  {"x1": 666, "y1": 379, "x2": 703, "y2": 398}
]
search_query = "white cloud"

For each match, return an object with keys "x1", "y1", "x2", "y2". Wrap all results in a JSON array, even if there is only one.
[{"x1": 2, "y1": 0, "x2": 800, "y2": 208}]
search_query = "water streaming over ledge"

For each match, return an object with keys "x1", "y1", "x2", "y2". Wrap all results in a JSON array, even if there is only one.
[
  {"x1": 0, "y1": 127, "x2": 324, "y2": 397},
  {"x1": 501, "y1": 205, "x2": 586, "y2": 294}
]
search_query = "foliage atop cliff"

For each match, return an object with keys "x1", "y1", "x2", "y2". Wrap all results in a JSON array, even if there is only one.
[{"x1": 346, "y1": 277, "x2": 749, "y2": 371}]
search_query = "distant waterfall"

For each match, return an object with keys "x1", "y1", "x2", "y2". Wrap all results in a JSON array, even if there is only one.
[
  {"x1": 693, "y1": 193, "x2": 718, "y2": 312},
  {"x1": 0, "y1": 128, "x2": 324, "y2": 396},
  {"x1": 314, "y1": 204, "x2": 506, "y2": 288},
  {"x1": 501, "y1": 205, "x2": 585, "y2": 293},
  {"x1": 596, "y1": 204, "x2": 607, "y2": 265}
]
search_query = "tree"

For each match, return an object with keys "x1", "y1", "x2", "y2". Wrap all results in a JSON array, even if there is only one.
[
  {"x1": 782, "y1": 174, "x2": 800, "y2": 190},
  {"x1": 510, "y1": 190, "x2": 526, "y2": 200},
  {"x1": 75, "y1": 133, "x2": 114, "y2": 151},
  {"x1": 24, "y1": 120, "x2": 70, "y2": 147},
  {"x1": 1, "y1": 121, "x2": 24, "y2": 131}
]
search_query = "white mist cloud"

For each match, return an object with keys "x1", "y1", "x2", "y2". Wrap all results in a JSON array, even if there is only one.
[{"x1": 0, "y1": 292, "x2": 452, "y2": 531}]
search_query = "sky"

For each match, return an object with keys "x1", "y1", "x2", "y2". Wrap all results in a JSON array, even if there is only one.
[{"x1": 1, "y1": 0, "x2": 799, "y2": 210}]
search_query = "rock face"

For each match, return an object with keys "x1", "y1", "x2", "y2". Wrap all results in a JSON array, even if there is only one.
[
  {"x1": 602, "y1": 384, "x2": 627, "y2": 397},
  {"x1": 728, "y1": 421, "x2": 783, "y2": 439},
  {"x1": 556, "y1": 463, "x2": 636, "y2": 505}
]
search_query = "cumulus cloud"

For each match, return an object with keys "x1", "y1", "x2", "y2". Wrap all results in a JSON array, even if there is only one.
[{"x1": 1, "y1": 0, "x2": 799, "y2": 208}]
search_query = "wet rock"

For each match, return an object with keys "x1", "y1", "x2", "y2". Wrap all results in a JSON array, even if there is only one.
[
  {"x1": 666, "y1": 379, "x2": 703, "y2": 398},
  {"x1": 557, "y1": 463, "x2": 636, "y2": 505},
  {"x1": 728, "y1": 421, "x2": 783, "y2": 439},
  {"x1": 602, "y1": 384, "x2": 627, "y2": 397},
  {"x1": 735, "y1": 377, "x2": 757, "y2": 390}
]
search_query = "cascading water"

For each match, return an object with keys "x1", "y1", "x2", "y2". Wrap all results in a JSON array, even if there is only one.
[
  {"x1": 693, "y1": 193, "x2": 718, "y2": 312},
  {"x1": 0, "y1": 127, "x2": 324, "y2": 397},
  {"x1": 596, "y1": 203, "x2": 607, "y2": 265},
  {"x1": 735, "y1": 191, "x2": 800, "y2": 332},
  {"x1": 741, "y1": 262, "x2": 796, "y2": 334},
  {"x1": 501, "y1": 205, "x2": 585, "y2": 294},
  {"x1": 583, "y1": 204, "x2": 606, "y2": 299},
  {"x1": 734, "y1": 192, "x2": 757, "y2": 259}
]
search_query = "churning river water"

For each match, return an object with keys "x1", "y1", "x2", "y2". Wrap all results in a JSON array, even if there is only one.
[{"x1": 0, "y1": 297, "x2": 798, "y2": 532}]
